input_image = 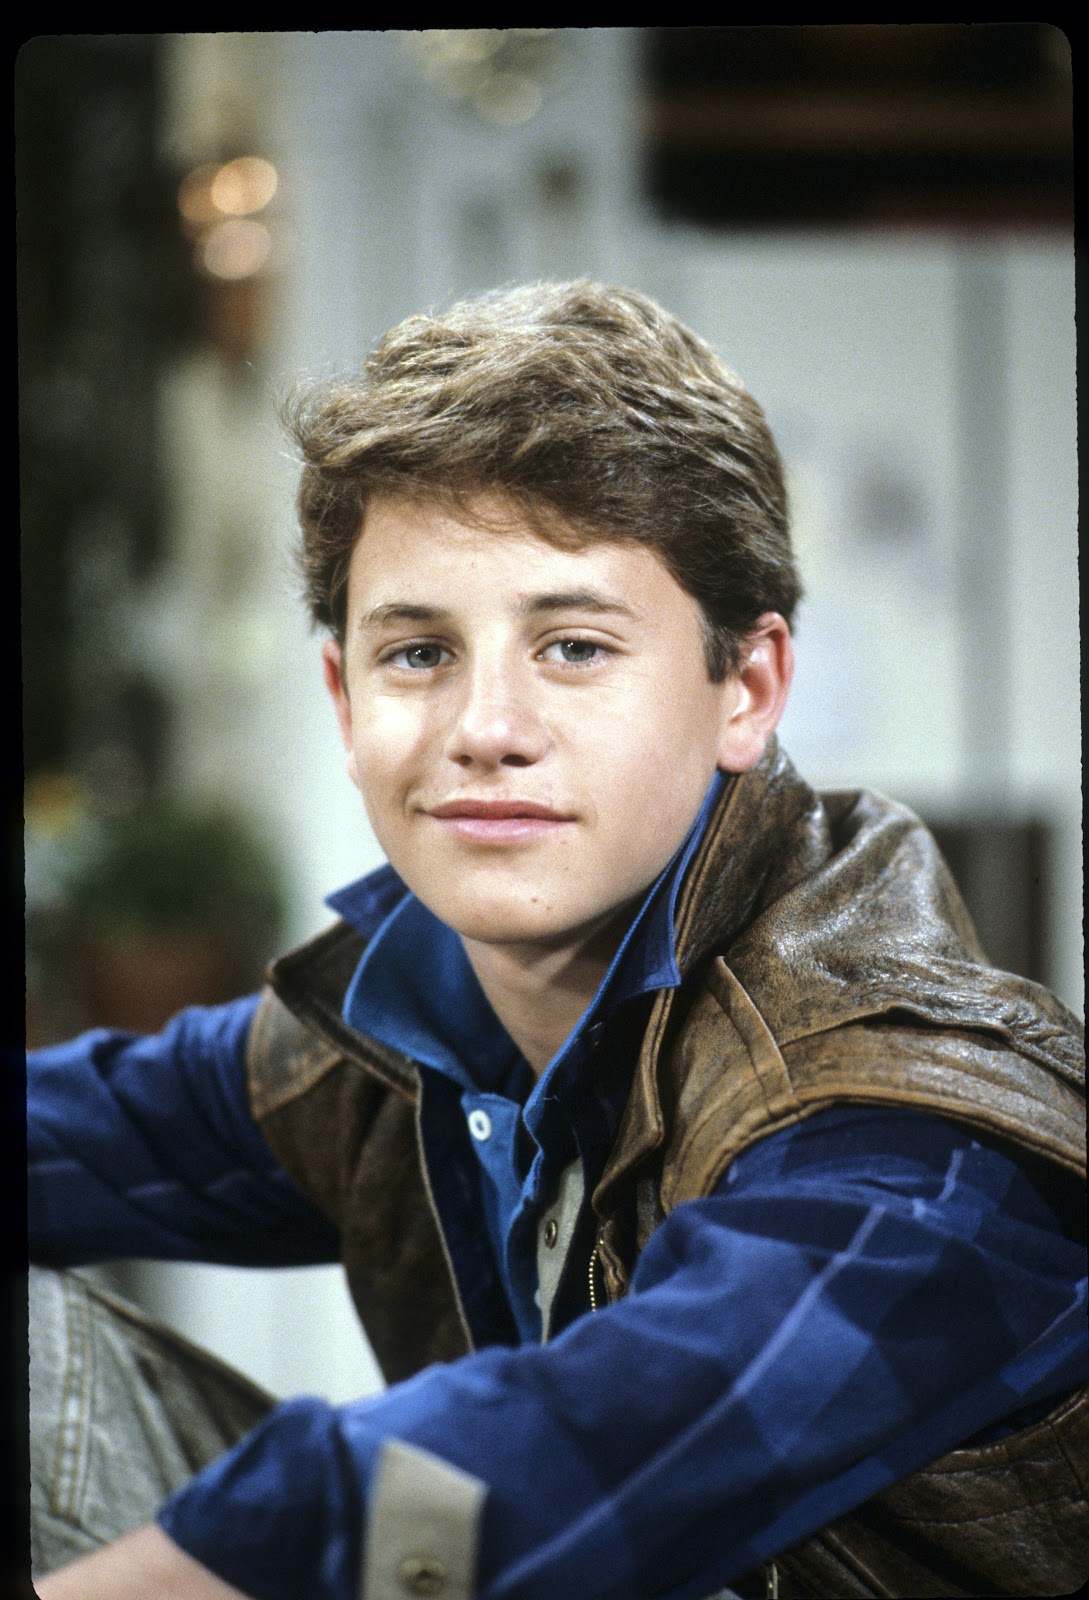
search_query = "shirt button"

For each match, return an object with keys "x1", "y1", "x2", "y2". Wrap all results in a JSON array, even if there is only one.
[
  {"x1": 467, "y1": 1109, "x2": 492, "y2": 1142},
  {"x1": 543, "y1": 1217, "x2": 559, "y2": 1248},
  {"x1": 397, "y1": 1557, "x2": 447, "y2": 1595}
]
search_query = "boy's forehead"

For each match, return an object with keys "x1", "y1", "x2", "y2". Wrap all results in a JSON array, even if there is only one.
[
  {"x1": 355, "y1": 488, "x2": 585, "y2": 548},
  {"x1": 345, "y1": 492, "x2": 698, "y2": 627},
  {"x1": 352, "y1": 493, "x2": 650, "y2": 579}
]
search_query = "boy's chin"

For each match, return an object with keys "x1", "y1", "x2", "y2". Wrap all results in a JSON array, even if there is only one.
[
  {"x1": 443, "y1": 895, "x2": 641, "y2": 960},
  {"x1": 448, "y1": 909, "x2": 582, "y2": 951}
]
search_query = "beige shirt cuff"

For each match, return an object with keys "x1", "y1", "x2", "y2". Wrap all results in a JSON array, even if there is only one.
[{"x1": 361, "y1": 1437, "x2": 487, "y2": 1600}]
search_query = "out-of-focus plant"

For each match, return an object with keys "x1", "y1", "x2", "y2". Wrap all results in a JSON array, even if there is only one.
[
  {"x1": 65, "y1": 798, "x2": 284, "y2": 941},
  {"x1": 24, "y1": 777, "x2": 287, "y2": 1040}
]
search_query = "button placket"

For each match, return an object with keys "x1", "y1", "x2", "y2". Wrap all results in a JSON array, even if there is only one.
[{"x1": 535, "y1": 1157, "x2": 586, "y2": 1341}]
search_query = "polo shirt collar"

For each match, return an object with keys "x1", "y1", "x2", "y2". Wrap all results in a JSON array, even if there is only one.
[{"x1": 335, "y1": 770, "x2": 728, "y2": 1096}]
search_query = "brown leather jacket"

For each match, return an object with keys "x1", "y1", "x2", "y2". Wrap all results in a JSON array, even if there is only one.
[{"x1": 248, "y1": 741, "x2": 1087, "y2": 1597}]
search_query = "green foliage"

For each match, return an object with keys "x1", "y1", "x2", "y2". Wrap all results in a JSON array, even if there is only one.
[{"x1": 67, "y1": 799, "x2": 286, "y2": 939}]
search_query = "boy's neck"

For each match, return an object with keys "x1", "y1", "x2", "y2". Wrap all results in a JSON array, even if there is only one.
[{"x1": 460, "y1": 912, "x2": 631, "y2": 1076}]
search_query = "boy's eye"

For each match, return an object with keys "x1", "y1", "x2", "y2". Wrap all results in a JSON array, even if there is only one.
[
  {"x1": 387, "y1": 643, "x2": 450, "y2": 670},
  {"x1": 541, "y1": 639, "x2": 604, "y2": 665}
]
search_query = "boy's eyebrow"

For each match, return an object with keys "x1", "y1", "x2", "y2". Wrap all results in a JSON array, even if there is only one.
[
  {"x1": 358, "y1": 602, "x2": 450, "y2": 631},
  {"x1": 358, "y1": 591, "x2": 639, "y2": 630},
  {"x1": 518, "y1": 589, "x2": 639, "y2": 619}
]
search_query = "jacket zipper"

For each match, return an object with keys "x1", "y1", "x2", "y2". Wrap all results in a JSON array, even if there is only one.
[{"x1": 588, "y1": 1241, "x2": 601, "y2": 1311}]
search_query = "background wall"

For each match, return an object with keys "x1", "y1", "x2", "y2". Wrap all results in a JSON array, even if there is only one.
[{"x1": 20, "y1": 28, "x2": 1078, "y2": 1404}]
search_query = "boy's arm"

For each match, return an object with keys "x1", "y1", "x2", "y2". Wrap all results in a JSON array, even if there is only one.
[
  {"x1": 36, "y1": 1524, "x2": 253, "y2": 1600},
  {"x1": 28, "y1": 997, "x2": 339, "y2": 1267},
  {"x1": 154, "y1": 1106, "x2": 1087, "y2": 1600}
]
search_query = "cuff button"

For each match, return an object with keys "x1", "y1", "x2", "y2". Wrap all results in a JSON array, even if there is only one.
[{"x1": 397, "y1": 1556, "x2": 447, "y2": 1595}]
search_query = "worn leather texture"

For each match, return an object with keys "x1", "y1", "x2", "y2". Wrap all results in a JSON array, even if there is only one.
[{"x1": 249, "y1": 739, "x2": 1087, "y2": 1596}]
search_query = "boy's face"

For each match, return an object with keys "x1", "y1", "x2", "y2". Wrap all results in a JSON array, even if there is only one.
[{"x1": 324, "y1": 494, "x2": 760, "y2": 955}]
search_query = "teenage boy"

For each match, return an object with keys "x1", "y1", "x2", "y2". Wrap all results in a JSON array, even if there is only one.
[{"x1": 29, "y1": 282, "x2": 1087, "y2": 1600}]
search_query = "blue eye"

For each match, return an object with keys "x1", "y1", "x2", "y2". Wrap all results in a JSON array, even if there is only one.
[
  {"x1": 543, "y1": 639, "x2": 602, "y2": 664},
  {"x1": 389, "y1": 643, "x2": 449, "y2": 669}
]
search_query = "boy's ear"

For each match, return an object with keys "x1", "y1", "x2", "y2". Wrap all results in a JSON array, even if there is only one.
[
  {"x1": 321, "y1": 638, "x2": 362, "y2": 789},
  {"x1": 716, "y1": 612, "x2": 794, "y2": 773}
]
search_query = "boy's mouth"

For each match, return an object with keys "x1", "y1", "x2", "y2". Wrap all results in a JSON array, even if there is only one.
[
  {"x1": 428, "y1": 800, "x2": 568, "y2": 819},
  {"x1": 425, "y1": 798, "x2": 574, "y2": 843}
]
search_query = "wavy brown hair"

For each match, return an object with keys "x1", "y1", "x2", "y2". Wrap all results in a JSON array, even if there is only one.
[{"x1": 286, "y1": 280, "x2": 800, "y2": 679}]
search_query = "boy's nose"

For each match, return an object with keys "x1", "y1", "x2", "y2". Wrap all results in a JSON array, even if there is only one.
[{"x1": 444, "y1": 666, "x2": 550, "y2": 769}]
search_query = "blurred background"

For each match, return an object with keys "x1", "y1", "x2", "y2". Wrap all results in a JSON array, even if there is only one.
[{"x1": 19, "y1": 27, "x2": 1079, "y2": 1405}]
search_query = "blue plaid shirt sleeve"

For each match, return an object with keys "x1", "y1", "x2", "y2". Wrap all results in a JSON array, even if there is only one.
[
  {"x1": 27, "y1": 998, "x2": 340, "y2": 1267},
  {"x1": 159, "y1": 1105, "x2": 1089, "y2": 1600}
]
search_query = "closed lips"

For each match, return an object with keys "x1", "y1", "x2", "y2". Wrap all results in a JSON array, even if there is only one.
[{"x1": 427, "y1": 801, "x2": 571, "y2": 820}]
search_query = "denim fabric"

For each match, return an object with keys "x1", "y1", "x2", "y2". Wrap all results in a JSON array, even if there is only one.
[{"x1": 29, "y1": 1265, "x2": 272, "y2": 1579}]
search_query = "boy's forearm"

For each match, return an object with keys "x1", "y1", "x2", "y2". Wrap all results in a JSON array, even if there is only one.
[{"x1": 36, "y1": 1523, "x2": 253, "y2": 1600}]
